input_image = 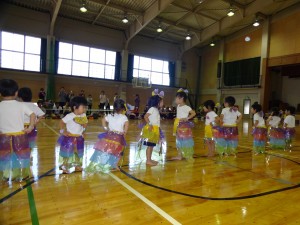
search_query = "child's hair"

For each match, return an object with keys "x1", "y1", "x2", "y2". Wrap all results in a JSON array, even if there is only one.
[
  {"x1": 203, "y1": 100, "x2": 215, "y2": 110},
  {"x1": 0, "y1": 79, "x2": 19, "y2": 97},
  {"x1": 271, "y1": 107, "x2": 279, "y2": 116},
  {"x1": 114, "y1": 99, "x2": 126, "y2": 113},
  {"x1": 18, "y1": 87, "x2": 32, "y2": 102},
  {"x1": 70, "y1": 96, "x2": 87, "y2": 112},
  {"x1": 224, "y1": 96, "x2": 235, "y2": 107},
  {"x1": 251, "y1": 102, "x2": 262, "y2": 113},
  {"x1": 148, "y1": 95, "x2": 162, "y2": 108},
  {"x1": 286, "y1": 106, "x2": 296, "y2": 115},
  {"x1": 176, "y1": 91, "x2": 187, "y2": 102}
]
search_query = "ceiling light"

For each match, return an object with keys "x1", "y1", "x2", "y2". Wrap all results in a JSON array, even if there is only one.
[
  {"x1": 122, "y1": 16, "x2": 129, "y2": 24},
  {"x1": 227, "y1": 8, "x2": 235, "y2": 17},
  {"x1": 186, "y1": 34, "x2": 191, "y2": 40},
  {"x1": 253, "y1": 19, "x2": 260, "y2": 27},
  {"x1": 245, "y1": 36, "x2": 251, "y2": 42},
  {"x1": 157, "y1": 25, "x2": 163, "y2": 33},
  {"x1": 210, "y1": 41, "x2": 215, "y2": 47},
  {"x1": 80, "y1": 4, "x2": 87, "y2": 13}
]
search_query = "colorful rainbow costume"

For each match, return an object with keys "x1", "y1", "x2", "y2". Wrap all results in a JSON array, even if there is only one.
[
  {"x1": 284, "y1": 128, "x2": 296, "y2": 150},
  {"x1": 253, "y1": 127, "x2": 267, "y2": 153},
  {"x1": 24, "y1": 123, "x2": 38, "y2": 149},
  {"x1": 87, "y1": 131, "x2": 126, "y2": 173},
  {"x1": 174, "y1": 118, "x2": 194, "y2": 160},
  {"x1": 58, "y1": 134, "x2": 84, "y2": 169},
  {"x1": 0, "y1": 132, "x2": 31, "y2": 181},
  {"x1": 212, "y1": 126, "x2": 238, "y2": 156},
  {"x1": 269, "y1": 127, "x2": 285, "y2": 149}
]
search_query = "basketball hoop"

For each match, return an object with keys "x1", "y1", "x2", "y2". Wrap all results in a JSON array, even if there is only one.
[{"x1": 132, "y1": 76, "x2": 152, "y2": 89}]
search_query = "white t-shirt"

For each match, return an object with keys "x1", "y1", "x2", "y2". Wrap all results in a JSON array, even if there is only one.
[
  {"x1": 0, "y1": 100, "x2": 33, "y2": 133},
  {"x1": 147, "y1": 107, "x2": 160, "y2": 126},
  {"x1": 23, "y1": 102, "x2": 45, "y2": 124},
  {"x1": 253, "y1": 113, "x2": 265, "y2": 127},
  {"x1": 284, "y1": 115, "x2": 295, "y2": 128},
  {"x1": 62, "y1": 112, "x2": 87, "y2": 135},
  {"x1": 176, "y1": 105, "x2": 192, "y2": 119},
  {"x1": 268, "y1": 116, "x2": 281, "y2": 128},
  {"x1": 221, "y1": 107, "x2": 241, "y2": 126},
  {"x1": 105, "y1": 114, "x2": 128, "y2": 132},
  {"x1": 205, "y1": 111, "x2": 218, "y2": 125}
]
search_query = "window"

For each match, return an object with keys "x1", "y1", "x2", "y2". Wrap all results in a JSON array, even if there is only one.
[
  {"x1": 133, "y1": 55, "x2": 170, "y2": 86},
  {"x1": 58, "y1": 42, "x2": 116, "y2": 79},
  {"x1": 0, "y1": 31, "x2": 41, "y2": 72}
]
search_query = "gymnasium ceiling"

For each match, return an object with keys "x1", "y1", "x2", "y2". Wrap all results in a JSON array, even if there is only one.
[{"x1": 3, "y1": 0, "x2": 300, "y2": 51}]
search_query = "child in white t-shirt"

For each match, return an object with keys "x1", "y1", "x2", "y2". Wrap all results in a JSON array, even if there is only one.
[
  {"x1": 219, "y1": 96, "x2": 242, "y2": 156},
  {"x1": 58, "y1": 96, "x2": 88, "y2": 173},
  {"x1": 283, "y1": 106, "x2": 296, "y2": 151},
  {"x1": 267, "y1": 107, "x2": 285, "y2": 149},
  {"x1": 251, "y1": 103, "x2": 267, "y2": 154},
  {"x1": 203, "y1": 100, "x2": 219, "y2": 157},
  {"x1": 140, "y1": 90, "x2": 164, "y2": 166},
  {"x1": 87, "y1": 99, "x2": 128, "y2": 173},
  {"x1": 0, "y1": 79, "x2": 35, "y2": 182},
  {"x1": 172, "y1": 89, "x2": 196, "y2": 161},
  {"x1": 18, "y1": 87, "x2": 45, "y2": 149}
]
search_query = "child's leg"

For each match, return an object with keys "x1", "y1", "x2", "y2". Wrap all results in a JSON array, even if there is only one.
[
  {"x1": 207, "y1": 140, "x2": 215, "y2": 156},
  {"x1": 172, "y1": 149, "x2": 183, "y2": 160},
  {"x1": 146, "y1": 146, "x2": 158, "y2": 165},
  {"x1": 285, "y1": 138, "x2": 292, "y2": 151}
]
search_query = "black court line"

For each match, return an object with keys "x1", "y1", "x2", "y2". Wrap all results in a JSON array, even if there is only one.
[
  {"x1": 0, "y1": 167, "x2": 55, "y2": 204},
  {"x1": 119, "y1": 151, "x2": 300, "y2": 200},
  {"x1": 119, "y1": 167, "x2": 300, "y2": 200}
]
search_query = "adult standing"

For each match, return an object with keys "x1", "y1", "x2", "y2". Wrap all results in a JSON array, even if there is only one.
[
  {"x1": 99, "y1": 91, "x2": 107, "y2": 111},
  {"x1": 135, "y1": 94, "x2": 140, "y2": 110},
  {"x1": 38, "y1": 88, "x2": 46, "y2": 102},
  {"x1": 58, "y1": 87, "x2": 67, "y2": 108}
]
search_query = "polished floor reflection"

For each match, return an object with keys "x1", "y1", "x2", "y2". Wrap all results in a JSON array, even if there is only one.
[{"x1": 1, "y1": 119, "x2": 300, "y2": 224}]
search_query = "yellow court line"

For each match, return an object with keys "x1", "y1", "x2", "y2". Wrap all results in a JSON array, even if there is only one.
[
  {"x1": 109, "y1": 173, "x2": 182, "y2": 225},
  {"x1": 42, "y1": 121, "x2": 181, "y2": 224}
]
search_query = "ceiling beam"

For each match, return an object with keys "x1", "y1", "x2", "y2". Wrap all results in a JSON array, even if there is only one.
[
  {"x1": 50, "y1": 0, "x2": 62, "y2": 35},
  {"x1": 183, "y1": 0, "x2": 274, "y2": 52},
  {"x1": 221, "y1": 0, "x2": 246, "y2": 10},
  {"x1": 125, "y1": 0, "x2": 175, "y2": 46},
  {"x1": 171, "y1": 2, "x2": 218, "y2": 23},
  {"x1": 92, "y1": 0, "x2": 111, "y2": 24},
  {"x1": 89, "y1": 0, "x2": 142, "y2": 15},
  {"x1": 157, "y1": 17, "x2": 201, "y2": 33}
]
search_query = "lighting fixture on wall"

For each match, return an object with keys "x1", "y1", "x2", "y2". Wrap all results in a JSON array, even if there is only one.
[
  {"x1": 210, "y1": 40, "x2": 215, "y2": 47},
  {"x1": 157, "y1": 23, "x2": 163, "y2": 32},
  {"x1": 80, "y1": 2, "x2": 87, "y2": 13},
  {"x1": 185, "y1": 33, "x2": 191, "y2": 40},
  {"x1": 122, "y1": 15, "x2": 129, "y2": 23},
  {"x1": 227, "y1": 8, "x2": 235, "y2": 17},
  {"x1": 253, "y1": 19, "x2": 260, "y2": 27}
]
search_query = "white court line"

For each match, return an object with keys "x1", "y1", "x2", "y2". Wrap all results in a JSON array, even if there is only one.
[
  {"x1": 109, "y1": 173, "x2": 182, "y2": 225},
  {"x1": 42, "y1": 121, "x2": 181, "y2": 224},
  {"x1": 42, "y1": 122, "x2": 60, "y2": 135}
]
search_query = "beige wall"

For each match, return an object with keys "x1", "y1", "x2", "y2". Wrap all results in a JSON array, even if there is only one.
[
  {"x1": 181, "y1": 49, "x2": 200, "y2": 92},
  {"x1": 0, "y1": 70, "x2": 177, "y2": 108},
  {"x1": 269, "y1": 10, "x2": 300, "y2": 58},
  {"x1": 225, "y1": 28, "x2": 262, "y2": 62}
]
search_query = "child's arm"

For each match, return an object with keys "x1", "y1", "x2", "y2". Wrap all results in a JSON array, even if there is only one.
[
  {"x1": 59, "y1": 120, "x2": 70, "y2": 136},
  {"x1": 236, "y1": 114, "x2": 242, "y2": 124},
  {"x1": 253, "y1": 120, "x2": 259, "y2": 128},
  {"x1": 219, "y1": 114, "x2": 224, "y2": 126},
  {"x1": 24, "y1": 113, "x2": 36, "y2": 133},
  {"x1": 266, "y1": 116, "x2": 272, "y2": 126},
  {"x1": 123, "y1": 121, "x2": 129, "y2": 136},
  {"x1": 188, "y1": 109, "x2": 196, "y2": 120},
  {"x1": 212, "y1": 116, "x2": 220, "y2": 126},
  {"x1": 144, "y1": 113, "x2": 151, "y2": 124},
  {"x1": 102, "y1": 117, "x2": 108, "y2": 130}
]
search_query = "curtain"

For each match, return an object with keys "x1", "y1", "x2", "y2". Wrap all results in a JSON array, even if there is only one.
[
  {"x1": 114, "y1": 52, "x2": 121, "y2": 81},
  {"x1": 40, "y1": 38, "x2": 47, "y2": 73},
  {"x1": 127, "y1": 53, "x2": 134, "y2": 82},
  {"x1": 224, "y1": 57, "x2": 260, "y2": 86},
  {"x1": 168, "y1": 61, "x2": 176, "y2": 87}
]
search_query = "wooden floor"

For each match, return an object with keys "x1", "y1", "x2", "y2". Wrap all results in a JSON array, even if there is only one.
[{"x1": 1, "y1": 118, "x2": 300, "y2": 225}]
